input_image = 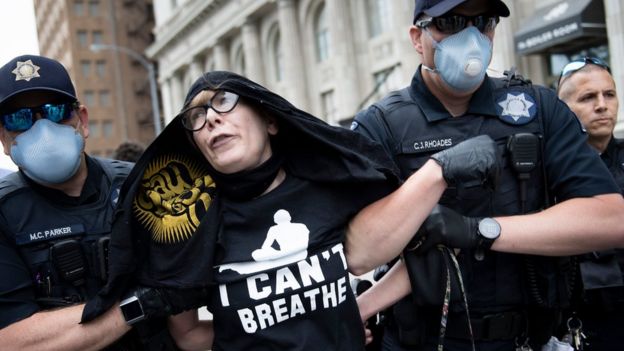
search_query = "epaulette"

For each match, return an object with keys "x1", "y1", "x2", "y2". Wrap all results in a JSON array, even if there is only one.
[{"x1": 502, "y1": 67, "x2": 532, "y2": 88}]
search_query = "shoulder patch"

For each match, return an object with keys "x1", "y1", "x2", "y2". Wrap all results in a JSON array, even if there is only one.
[{"x1": 495, "y1": 91, "x2": 537, "y2": 125}]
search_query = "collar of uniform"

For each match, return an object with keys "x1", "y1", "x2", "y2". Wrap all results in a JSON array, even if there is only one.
[
  {"x1": 410, "y1": 66, "x2": 499, "y2": 121},
  {"x1": 24, "y1": 154, "x2": 101, "y2": 206},
  {"x1": 601, "y1": 136, "x2": 619, "y2": 165}
]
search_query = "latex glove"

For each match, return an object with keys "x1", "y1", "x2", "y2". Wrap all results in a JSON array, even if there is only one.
[
  {"x1": 406, "y1": 205, "x2": 482, "y2": 255},
  {"x1": 430, "y1": 135, "x2": 499, "y2": 189},
  {"x1": 124, "y1": 286, "x2": 210, "y2": 320}
]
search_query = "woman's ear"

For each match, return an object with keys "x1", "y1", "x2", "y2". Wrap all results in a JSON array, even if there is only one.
[{"x1": 266, "y1": 116, "x2": 279, "y2": 136}]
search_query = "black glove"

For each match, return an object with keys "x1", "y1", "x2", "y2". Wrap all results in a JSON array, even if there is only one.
[
  {"x1": 406, "y1": 205, "x2": 481, "y2": 254},
  {"x1": 120, "y1": 286, "x2": 210, "y2": 323},
  {"x1": 430, "y1": 135, "x2": 499, "y2": 189}
]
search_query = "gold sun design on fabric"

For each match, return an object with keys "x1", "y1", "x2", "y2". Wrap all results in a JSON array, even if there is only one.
[{"x1": 133, "y1": 154, "x2": 215, "y2": 243}]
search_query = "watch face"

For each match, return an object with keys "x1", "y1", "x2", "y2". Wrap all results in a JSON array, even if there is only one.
[
  {"x1": 120, "y1": 296, "x2": 145, "y2": 324},
  {"x1": 478, "y1": 218, "x2": 501, "y2": 239}
]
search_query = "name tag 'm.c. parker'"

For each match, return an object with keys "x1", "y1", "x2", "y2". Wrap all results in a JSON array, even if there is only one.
[{"x1": 15, "y1": 224, "x2": 85, "y2": 245}]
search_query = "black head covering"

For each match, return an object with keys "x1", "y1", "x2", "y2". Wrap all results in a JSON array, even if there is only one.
[{"x1": 82, "y1": 71, "x2": 399, "y2": 322}]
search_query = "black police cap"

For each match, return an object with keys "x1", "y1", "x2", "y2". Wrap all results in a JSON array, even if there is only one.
[
  {"x1": 0, "y1": 55, "x2": 77, "y2": 113},
  {"x1": 413, "y1": 0, "x2": 510, "y2": 23}
]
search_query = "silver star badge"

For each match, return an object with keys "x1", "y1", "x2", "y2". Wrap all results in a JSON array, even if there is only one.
[
  {"x1": 498, "y1": 93, "x2": 534, "y2": 122},
  {"x1": 12, "y1": 60, "x2": 41, "y2": 81}
]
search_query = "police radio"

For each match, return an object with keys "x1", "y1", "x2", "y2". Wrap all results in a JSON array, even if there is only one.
[
  {"x1": 50, "y1": 239, "x2": 87, "y2": 287},
  {"x1": 507, "y1": 133, "x2": 539, "y2": 213}
]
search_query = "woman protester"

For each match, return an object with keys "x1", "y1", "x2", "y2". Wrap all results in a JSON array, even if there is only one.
[{"x1": 82, "y1": 71, "x2": 498, "y2": 351}]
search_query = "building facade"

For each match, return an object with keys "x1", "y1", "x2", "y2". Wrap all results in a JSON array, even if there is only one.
[
  {"x1": 148, "y1": 0, "x2": 624, "y2": 133},
  {"x1": 33, "y1": 0, "x2": 157, "y2": 157}
]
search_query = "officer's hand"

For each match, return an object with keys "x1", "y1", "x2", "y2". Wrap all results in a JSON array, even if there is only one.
[
  {"x1": 430, "y1": 135, "x2": 499, "y2": 189},
  {"x1": 127, "y1": 286, "x2": 210, "y2": 319},
  {"x1": 406, "y1": 205, "x2": 480, "y2": 254}
]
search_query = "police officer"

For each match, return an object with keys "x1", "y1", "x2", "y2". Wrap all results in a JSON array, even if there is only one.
[
  {"x1": 557, "y1": 57, "x2": 624, "y2": 349},
  {"x1": 0, "y1": 55, "x2": 180, "y2": 350},
  {"x1": 349, "y1": 0, "x2": 624, "y2": 350}
]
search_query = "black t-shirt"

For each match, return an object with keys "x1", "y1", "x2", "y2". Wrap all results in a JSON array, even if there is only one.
[{"x1": 209, "y1": 174, "x2": 369, "y2": 351}]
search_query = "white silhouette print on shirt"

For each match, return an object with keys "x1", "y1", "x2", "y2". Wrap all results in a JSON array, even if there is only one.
[{"x1": 219, "y1": 209, "x2": 310, "y2": 274}]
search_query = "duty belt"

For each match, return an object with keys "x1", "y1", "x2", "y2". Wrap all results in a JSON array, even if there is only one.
[{"x1": 442, "y1": 311, "x2": 526, "y2": 341}]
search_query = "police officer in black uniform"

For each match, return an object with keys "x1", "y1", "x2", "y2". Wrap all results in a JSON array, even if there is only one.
[
  {"x1": 351, "y1": 0, "x2": 624, "y2": 350},
  {"x1": 558, "y1": 57, "x2": 624, "y2": 349},
  {"x1": 0, "y1": 55, "x2": 152, "y2": 350}
]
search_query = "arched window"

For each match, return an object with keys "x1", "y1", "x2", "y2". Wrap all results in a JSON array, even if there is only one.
[
  {"x1": 314, "y1": 3, "x2": 330, "y2": 63},
  {"x1": 367, "y1": 0, "x2": 391, "y2": 38}
]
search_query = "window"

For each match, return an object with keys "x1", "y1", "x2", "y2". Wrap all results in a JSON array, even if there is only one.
[
  {"x1": 321, "y1": 90, "x2": 336, "y2": 121},
  {"x1": 77, "y1": 30, "x2": 88, "y2": 47},
  {"x1": 92, "y1": 31, "x2": 103, "y2": 45},
  {"x1": 103, "y1": 120, "x2": 114, "y2": 138},
  {"x1": 84, "y1": 90, "x2": 95, "y2": 105},
  {"x1": 367, "y1": 0, "x2": 391, "y2": 38},
  {"x1": 74, "y1": 1, "x2": 84, "y2": 15},
  {"x1": 314, "y1": 3, "x2": 330, "y2": 63},
  {"x1": 80, "y1": 60, "x2": 91, "y2": 77},
  {"x1": 233, "y1": 46, "x2": 246, "y2": 77},
  {"x1": 96, "y1": 60, "x2": 106, "y2": 77},
  {"x1": 88, "y1": 0, "x2": 99, "y2": 16},
  {"x1": 271, "y1": 28, "x2": 283, "y2": 82},
  {"x1": 88, "y1": 121, "x2": 100, "y2": 137},
  {"x1": 99, "y1": 90, "x2": 110, "y2": 107}
]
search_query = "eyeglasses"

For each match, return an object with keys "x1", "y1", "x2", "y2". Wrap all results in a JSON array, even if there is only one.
[
  {"x1": 558, "y1": 57, "x2": 611, "y2": 84},
  {"x1": 416, "y1": 14, "x2": 499, "y2": 35},
  {"x1": 179, "y1": 91, "x2": 240, "y2": 131},
  {"x1": 1, "y1": 102, "x2": 78, "y2": 132}
]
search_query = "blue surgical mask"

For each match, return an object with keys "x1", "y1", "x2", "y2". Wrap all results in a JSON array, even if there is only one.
[
  {"x1": 11, "y1": 118, "x2": 84, "y2": 184},
  {"x1": 423, "y1": 26, "x2": 493, "y2": 92}
]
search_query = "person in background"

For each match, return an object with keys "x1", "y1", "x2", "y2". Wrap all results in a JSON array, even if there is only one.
[
  {"x1": 557, "y1": 56, "x2": 624, "y2": 349},
  {"x1": 0, "y1": 55, "x2": 172, "y2": 350},
  {"x1": 112, "y1": 141, "x2": 145, "y2": 163},
  {"x1": 350, "y1": 0, "x2": 624, "y2": 350}
]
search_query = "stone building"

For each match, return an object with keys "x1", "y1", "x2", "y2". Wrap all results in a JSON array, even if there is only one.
[
  {"x1": 149, "y1": 0, "x2": 623, "y2": 131},
  {"x1": 33, "y1": 0, "x2": 157, "y2": 156}
]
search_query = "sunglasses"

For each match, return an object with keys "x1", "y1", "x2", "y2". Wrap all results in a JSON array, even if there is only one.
[
  {"x1": 558, "y1": 57, "x2": 611, "y2": 85},
  {"x1": 180, "y1": 90, "x2": 240, "y2": 131},
  {"x1": 1, "y1": 102, "x2": 79, "y2": 132},
  {"x1": 416, "y1": 14, "x2": 499, "y2": 35}
]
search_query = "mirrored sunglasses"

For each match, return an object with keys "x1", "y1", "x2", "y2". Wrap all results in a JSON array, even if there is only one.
[
  {"x1": 180, "y1": 91, "x2": 240, "y2": 131},
  {"x1": 416, "y1": 14, "x2": 499, "y2": 35},
  {"x1": 1, "y1": 102, "x2": 78, "y2": 132},
  {"x1": 558, "y1": 57, "x2": 611, "y2": 85}
]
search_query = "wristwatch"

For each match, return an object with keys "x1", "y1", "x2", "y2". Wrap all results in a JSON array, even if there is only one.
[
  {"x1": 119, "y1": 295, "x2": 146, "y2": 325},
  {"x1": 477, "y1": 217, "x2": 501, "y2": 249}
]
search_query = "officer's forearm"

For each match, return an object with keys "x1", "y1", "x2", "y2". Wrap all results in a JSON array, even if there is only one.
[
  {"x1": 346, "y1": 160, "x2": 446, "y2": 275},
  {"x1": 492, "y1": 193, "x2": 624, "y2": 255},
  {"x1": 357, "y1": 260, "x2": 411, "y2": 321},
  {"x1": 0, "y1": 303, "x2": 130, "y2": 351}
]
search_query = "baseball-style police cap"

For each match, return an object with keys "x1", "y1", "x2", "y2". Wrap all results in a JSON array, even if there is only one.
[
  {"x1": 414, "y1": 0, "x2": 510, "y2": 23},
  {"x1": 0, "y1": 55, "x2": 77, "y2": 113}
]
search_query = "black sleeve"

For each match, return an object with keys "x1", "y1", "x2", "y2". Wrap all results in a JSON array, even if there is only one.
[
  {"x1": 0, "y1": 233, "x2": 39, "y2": 329},
  {"x1": 352, "y1": 106, "x2": 396, "y2": 163},
  {"x1": 539, "y1": 87, "x2": 620, "y2": 201}
]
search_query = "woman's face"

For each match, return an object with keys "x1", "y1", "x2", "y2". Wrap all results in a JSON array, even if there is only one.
[{"x1": 189, "y1": 90, "x2": 278, "y2": 174}]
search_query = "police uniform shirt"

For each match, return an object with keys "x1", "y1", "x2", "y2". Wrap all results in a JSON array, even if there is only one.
[
  {"x1": 0, "y1": 156, "x2": 114, "y2": 328},
  {"x1": 353, "y1": 68, "x2": 619, "y2": 313},
  {"x1": 209, "y1": 174, "x2": 370, "y2": 351},
  {"x1": 601, "y1": 137, "x2": 624, "y2": 193}
]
